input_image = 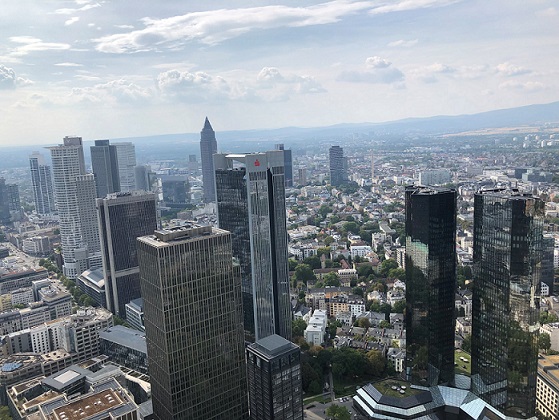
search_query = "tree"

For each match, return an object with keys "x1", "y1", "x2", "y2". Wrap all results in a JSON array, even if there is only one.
[
  {"x1": 540, "y1": 311, "x2": 559, "y2": 325},
  {"x1": 323, "y1": 272, "x2": 340, "y2": 287},
  {"x1": 539, "y1": 332, "x2": 552, "y2": 354},
  {"x1": 366, "y1": 349, "x2": 387, "y2": 377},
  {"x1": 288, "y1": 259, "x2": 298, "y2": 271},
  {"x1": 294, "y1": 264, "x2": 316, "y2": 284},
  {"x1": 357, "y1": 317, "x2": 371, "y2": 329},
  {"x1": 380, "y1": 259, "x2": 398, "y2": 277},
  {"x1": 392, "y1": 300, "x2": 406, "y2": 314},
  {"x1": 0, "y1": 406, "x2": 11, "y2": 420},
  {"x1": 342, "y1": 221, "x2": 359, "y2": 235},
  {"x1": 388, "y1": 268, "x2": 405, "y2": 280},
  {"x1": 352, "y1": 287, "x2": 364, "y2": 297},
  {"x1": 379, "y1": 320, "x2": 391, "y2": 329},
  {"x1": 326, "y1": 404, "x2": 350, "y2": 420},
  {"x1": 293, "y1": 318, "x2": 307, "y2": 338},
  {"x1": 324, "y1": 235, "x2": 334, "y2": 246},
  {"x1": 303, "y1": 255, "x2": 321, "y2": 269},
  {"x1": 462, "y1": 334, "x2": 472, "y2": 353}
]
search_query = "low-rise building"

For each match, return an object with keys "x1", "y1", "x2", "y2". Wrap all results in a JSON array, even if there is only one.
[
  {"x1": 99, "y1": 325, "x2": 148, "y2": 374},
  {"x1": 537, "y1": 354, "x2": 559, "y2": 419}
]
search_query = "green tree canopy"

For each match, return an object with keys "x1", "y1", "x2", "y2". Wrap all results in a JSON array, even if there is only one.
[
  {"x1": 326, "y1": 404, "x2": 350, "y2": 420},
  {"x1": 323, "y1": 272, "x2": 340, "y2": 287},
  {"x1": 303, "y1": 255, "x2": 321, "y2": 269},
  {"x1": 292, "y1": 318, "x2": 307, "y2": 338},
  {"x1": 539, "y1": 332, "x2": 552, "y2": 354},
  {"x1": 294, "y1": 264, "x2": 316, "y2": 284}
]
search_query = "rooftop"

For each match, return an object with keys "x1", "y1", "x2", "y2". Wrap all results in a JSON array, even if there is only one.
[
  {"x1": 99, "y1": 325, "x2": 147, "y2": 353},
  {"x1": 250, "y1": 334, "x2": 298, "y2": 359}
]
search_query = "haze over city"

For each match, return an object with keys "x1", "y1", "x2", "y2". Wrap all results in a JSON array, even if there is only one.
[{"x1": 1, "y1": 0, "x2": 559, "y2": 146}]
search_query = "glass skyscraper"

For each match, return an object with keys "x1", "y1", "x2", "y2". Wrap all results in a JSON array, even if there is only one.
[
  {"x1": 329, "y1": 145, "x2": 346, "y2": 187},
  {"x1": 90, "y1": 139, "x2": 120, "y2": 198},
  {"x1": 97, "y1": 191, "x2": 158, "y2": 317},
  {"x1": 405, "y1": 186, "x2": 457, "y2": 387},
  {"x1": 137, "y1": 225, "x2": 248, "y2": 420},
  {"x1": 214, "y1": 151, "x2": 292, "y2": 342},
  {"x1": 29, "y1": 152, "x2": 55, "y2": 215},
  {"x1": 472, "y1": 189, "x2": 543, "y2": 417}
]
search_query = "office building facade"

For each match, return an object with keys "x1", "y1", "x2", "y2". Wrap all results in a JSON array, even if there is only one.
[
  {"x1": 275, "y1": 144, "x2": 293, "y2": 188},
  {"x1": 29, "y1": 152, "x2": 55, "y2": 215},
  {"x1": 113, "y1": 142, "x2": 136, "y2": 192},
  {"x1": 137, "y1": 225, "x2": 248, "y2": 420},
  {"x1": 405, "y1": 186, "x2": 457, "y2": 386},
  {"x1": 49, "y1": 137, "x2": 101, "y2": 279},
  {"x1": 214, "y1": 151, "x2": 292, "y2": 342},
  {"x1": 471, "y1": 189, "x2": 543, "y2": 417},
  {"x1": 97, "y1": 191, "x2": 157, "y2": 317},
  {"x1": 200, "y1": 117, "x2": 218, "y2": 202},
  {"x1": 246, "y1": 334, "x2": 303, "y2": 420},
  {"x1": 329, "y1": 145, "x2": 346, "y2": 187},
  {"x1": 90, "y1": 139, "x2": 120, "y2": 198},
  {"x1": 0, "y1": 179, "x2": 10, "y2": 225}
]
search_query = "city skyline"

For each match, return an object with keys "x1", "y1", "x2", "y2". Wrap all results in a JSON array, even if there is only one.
[{"x1": 1, "y1": 1, "x2": 559, "y2": 146}]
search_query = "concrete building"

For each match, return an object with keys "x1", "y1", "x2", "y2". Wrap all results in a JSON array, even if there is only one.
[
  {"x1": 537, "y1": 354, "x2": 559, "y2": 419},
  {"x1": 125, "y1": 298, "x2": 144, "y2": 331},
  {"x1": 76, "y1": 268, "x2": 106, "y2": 308},
  {"x1": 246, "y1": 334, "x2": 303, "y2": 420}
]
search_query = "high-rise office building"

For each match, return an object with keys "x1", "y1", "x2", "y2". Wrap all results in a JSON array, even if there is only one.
[
  {"x1": 137, "y1": 225, "x2": 248, "y2": 420},
  {"x1": 134, "y1": 164, "x2": 155, "y2": 192},
  {"x1": 329, "y1": 145, "x2": 346, "y2": 187},
  {"x1": 275, "y1": 144, "x2": 293, "y2": 188},
  {"x1": 0, "y1": 178, "x2": 10, "y2": 225},
  {"x1": 471, "y1": 189, "x2": 543, "y2": 417},
  {"x1": 160, "y1": 175, "x2": 190, "y2": 208},
  {"x1": 246, "y1": 334, "x2": 303, "y2": 420},
  {"x1": 200, "y1": 117, "x2": 218, "y2": 202},
  {"x1": 214, "y1": 151, "x2": 292, "y2": 341},
  {"x1": 29, "y1": 152, "x2": 55, "y2": 215},
  {"x1": 90, "y1": 139, "x2": 120, "y2": 198},
  {"x1": 297, "y1": 168, "x2": 307, "y2": 185},
  {"x1": 48, "y1": 137, "x2": 101, "y2": 279},
  {"x1": 405, "y1": 186, "x2": 457, "y2": 387},
  {"x1": 113, "y1": 142, "x2": 136, "y2": 192},
  {"x1": 6, "y1": 184, "x2": 20, "y2": 213},
  {"x1": 97, "y1": 191, "x2": 157, "y2": 317}
]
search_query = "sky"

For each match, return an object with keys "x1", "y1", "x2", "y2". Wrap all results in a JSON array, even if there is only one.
[{"x1": 1, "y1": 0, "x2": 559, "y2": 146}]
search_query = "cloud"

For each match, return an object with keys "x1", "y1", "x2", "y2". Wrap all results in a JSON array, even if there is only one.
[
  {"x1": 0, "y1": 64, "x2": 33, "y2": 89},
  {"x1": 257, "y1": 67, "x2": 326, "y2": 95},
  {"x1": 8, "y1": 36, "x2": 71, "y2": 57},
  {"x1": 411, "y1": 62, "x2": 457, "y2": 83},
  {"x1": 499, "y1": 80, "x2": 544, "y2": 91},
  {"x1": 69, "y1": 79, "x2": 152, "y2": 103},
  {"x1": 93, "y1": 0, "x2": 457, "y2": 53},
  {"x1": 338, "y1": 56, "x2": 404, "y2": 84},
  {"x1": 387, "y1": 39, "x2": 418, "y2": 48},
  {"x1": 65, "y1": 17, "x2": 80, "y2": 26},
  {"x1": 535, "y1": 7, "x2": 558, "y2": 18},
  {"x1": 54, "y1": 3, "x2": 101, "y2": 15},
  {"x1": 55, "y1": 62, "x2": 83, "y2": 67},
  {"x1": 496, "y1": 62, "x2": 531, "y2": 77}
]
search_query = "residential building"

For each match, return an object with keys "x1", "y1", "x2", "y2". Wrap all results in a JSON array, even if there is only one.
[
  {"x1": 246, "y1": 334, "x2": 303, "y2": 420},
  {"x1": 48, "y1": 137, "x2": 101, "y2": 279},
  {"x1": 214, "y1": 151, "x2": 292, "y2": 341},
  {"x1": 405, "y1": 186, "x2": 457, "y2": 386},
  {"x1": 329, "y1": 145, "x2": 346, "y2": 187},
  {"x1": 304, "y1": 309, "x2": 327, "y2": 346},
  {"x1": 90, "y1": 139, "x2": 120, "y2": 198},
  {"x1": 200, "y1": 117, "x2": 217, "y2": 202},
  {"x1": 29, "y1": 152, "x2": 56, "y2": 215},
  {"x1": 471, "y1": 189, "x2": 543, "y2": 417},
  {"x1": 137, "y1": 225, "x2": 248, "y2": 419},
  {"x1": 97, "y1": 191, "x2": 157, "y2": 317},
  {"x1": 113, "y1": 142, "x2": 137, "y2": 192}
]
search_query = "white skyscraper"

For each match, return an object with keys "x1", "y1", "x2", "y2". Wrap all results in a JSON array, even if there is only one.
[
  {"x1": 113, "y1": 142, "x2": 137, "y2": 192},
  {"x1": 48, "y1": 137, "x2": 102, "y2": 279},
  {"x1": 29, "y1": 152, "x2": 56, "y2": 215}
]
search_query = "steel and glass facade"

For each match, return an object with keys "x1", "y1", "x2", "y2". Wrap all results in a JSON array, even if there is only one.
[
  {"x1": 405, "y1": 186, "x2": 456, "y2": 387},
  {"x1": 329, "y1": 145, "x2": 346, "y2": 187},
  {"x1": 137, "y1": 225, "x2": 248, "y2": 420},
  {"x1": 97, "y1": 191, "x2": 157, "y2": 317},
  {"x1": 90, "y1": 139, "x2": 120, "y2": 198},
  {"x1": 214, "y1": 151, "x2": 292, "y2": 342},
  {"x1": 200, "y1": 117, "x2": 217, "y2": 202},
  {"x1": 472, "y1": 189, "x2": 543, "y2": 417},
  {"x1": 29, "y1": 152, "x2": 55, "y2": 215}
]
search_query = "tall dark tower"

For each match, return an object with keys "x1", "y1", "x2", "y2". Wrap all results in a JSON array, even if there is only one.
[
  {"x1": 471, "y1": 189, "x2": 543, "y2": 417},
  {"x1": 405, "y1": 185, "x2": 457, "y2": 387},
  {"x1": 200, "y1": 117, "x2": 218, "y2": 202},
  {"x1": 329, "y1": 145, "x2": 346, "y2": 187},
  {"x1": 214, "y1": 151, "x2": 292, "y2": 342},
  {"x1": 275, "y1": 143, "x2": 293, "y2": 188},
  {"x1": 29, "y1": 152, "x2": 56, "y2": 215},
  {"x1": 91, "y1": 139, "x2": 120, "y2": 198}
]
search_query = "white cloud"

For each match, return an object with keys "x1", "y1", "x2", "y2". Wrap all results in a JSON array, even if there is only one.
[
  {"x1": 0, "y1": 64, "x2": 33, "y2": 89},
  {"x1": 496, "y1": 62, "x2": 531, "y2": 77},
  {"x1": 65, "y1": 17, "x2": 80, "y2": 26},
  {"x1": 257, "y1": 67, "x2": 326, "y2": 95},
  {"x1": 387, "y1": 39, "x2": 419, "y2": 48},
  {"x1": 411, "y1": 62, "x2": 458, "y2": 83},
  {"x1": 8, "y1": 36, "x2": 71, "y2": 57},
  {"x1": 366, "y1": 56, "x2": 392, "y2": 69},
  {"x1": 55, "y1": 62, "x2": 83, "y2": 67},
  {"x1": 535, "y1": 7, "x2": 558, "y2": 18},
  {"x1": 94, "y1": 0, "x2": 457, "y2": 53},
  {"x1": 68, "y1": 79, "x2": 152, "y2": 103},
  {"x1": 54, "y1": 3, "x2": 101, "y2": 15},
  {"x1": 499, "y1": 80, "x2": 544, "y2": 91}
]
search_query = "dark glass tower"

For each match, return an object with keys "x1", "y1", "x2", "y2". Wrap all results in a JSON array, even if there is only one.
[
  {"x1": 29, "y1": 152, "x2": 56, "y2": 215},
  {"x1": 471, "y1": 189, "x2": 543, "y2": 417},
  {"x1": 214, "y1": 151, "x2": 292, "y2": 342},
  {"x1": 97, "y1": 191, "x2": 158, "y2": 317},
  {"x1": 91, "y1": 139, "x2": 120, "y2": 198},
  {"x1": 275, "y1": 144, "x2": 293, "y2": 188},
  {"x1": 247, "y1": 334, "x2": 303, "y2": 420},
  {"x1": 405, "y1": 186, "x2": 456, "y2": 387},
  {"x1": 329, "y1": 145, "x2": 346, "y2": 187},
  {"x1": 137, "y1": 225, "x2": 248, "y2": 420},
  {"x1": 200, "y1": 117, "x2": 218, "y2": 202},
  {"x1": 0, "y1": 178, "x2": 10, "y2": 225}
]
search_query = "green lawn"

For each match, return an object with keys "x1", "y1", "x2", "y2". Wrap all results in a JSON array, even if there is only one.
[
  {"x1": 373, "y1": 379, "x2": 423, "y2": 398},
  {"x1": 455, "y1": 350, "x2": 471, "y2": 376}
]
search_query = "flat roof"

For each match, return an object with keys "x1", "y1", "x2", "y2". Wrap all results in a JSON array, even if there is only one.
[
  {"x1": 250, "y1": 334, "x2": 298, "y2": 359},
  {"x1": 99, "y1": 325, "x2": 147, "y2": 353},
  {"x1": 52, "y1": 389, "x2": 124, "y2": 420}
]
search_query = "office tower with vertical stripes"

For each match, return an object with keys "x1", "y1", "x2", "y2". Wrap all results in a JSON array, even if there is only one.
[
  {"x1": 91, "y1": 139, "x2": 120, "y2": 198},
  {"x1": 29, "y1": 152, "x2": 56, "y2": 215},
  {"x1": 113, "y1": 142, "x2": 137, "y2": 192}
]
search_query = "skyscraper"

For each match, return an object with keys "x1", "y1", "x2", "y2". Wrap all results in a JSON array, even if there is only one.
[
  {"x1": 329, "y1": 145, "x2": 346, "y2": 187},
  {"x1": 29, "y1": 152, "x2": 55, "y2": 215},
  {"x1": 214, "y1": 151, "x2": 292, "y2": 341},
  {"x1": 97, "y1": 191, "x2": 158, "y2": 317},
  {"x1": 137, "y1": 225, "x2": 248, "y2": 420},
  {"x1": 113, "y1": 142, "x2": 137, "y2": 192},
  {"x1": 405, "y1": 185, "x2": 456, "y2": 387},
  {"x1": 200, "y1": 117, "x2": 218, "y2": 202},
  {"x1": 0, "y1": 178, "x2": 10, "y2": 225},
  {"x1": 90, "y1": 139, "x2": 120, "y2": 198},
  {"x1": 275, "y1": 143, "x2": 293, "y2": 188},
  {"x1": 247, "y1": 334, "x2": 303, "y2": 420},
  {"x1": 471, "y1": 189, "x2": 543, "y2": 417},
  {"x1": 49, "y1": 136, "x2": 101, "y2": 279}
]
